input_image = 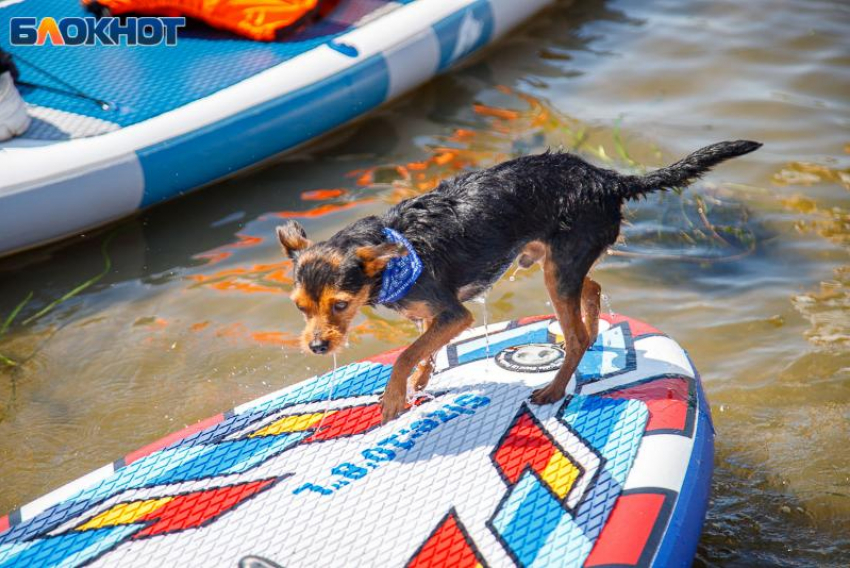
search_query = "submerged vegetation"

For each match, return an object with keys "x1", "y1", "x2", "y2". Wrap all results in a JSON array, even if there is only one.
[
  {"x1": 0, "y1": 232, "x2": 116, "y2": 368},
  {"x1": 778, "y1": 155, "x2": 850, "y2": 348}
]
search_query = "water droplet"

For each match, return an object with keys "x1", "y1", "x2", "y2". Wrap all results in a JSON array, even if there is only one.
[
  {"x1": 601, "y1": 293, "x2": 615, "y2": 315},
  {"x1": 508, "y1": 265, "x2": 522, "y2": 283},
  {"x1": 473, "y1": 294, "x2": 491, "y2": 359},
  {"x1": 315, "y1": 353, "x2": 338, "y2": 432}
]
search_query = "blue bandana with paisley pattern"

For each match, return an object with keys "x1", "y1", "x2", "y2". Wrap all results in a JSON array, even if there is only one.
[{"x1": 377, "y1": 227, "x2": 423, "y2": 304}]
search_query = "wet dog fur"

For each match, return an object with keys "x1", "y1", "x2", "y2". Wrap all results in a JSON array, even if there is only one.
[{"x1": 277, "y1": 140, "x2": 761, "y2": 423}]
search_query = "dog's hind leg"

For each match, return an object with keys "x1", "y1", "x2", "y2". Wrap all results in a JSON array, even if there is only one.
[
  {"x1": 531, "y1": 232, "x2": 607, "y2": 405},
  {"x1": 530, "y1": 253, "x2": 589, "y2": 405},
  {"x1": 581, "y1": 277, "x2": 601, "y2": 345}
]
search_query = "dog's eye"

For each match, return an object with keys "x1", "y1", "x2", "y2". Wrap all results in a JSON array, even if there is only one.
[
  {"x1": 295, "y1": 304, "x2": 308, "y2": 314},
  {"x1": 333, "y1": 301, "x2": 349, "y2": 313}
]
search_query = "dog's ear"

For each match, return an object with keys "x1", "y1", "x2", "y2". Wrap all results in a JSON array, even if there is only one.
[
  {"x1": 276, "y1": 221, "x2": 312, "y2": 259},
  {"x1": 356, "y1": 243, "x2": 407, "y2": 277}
]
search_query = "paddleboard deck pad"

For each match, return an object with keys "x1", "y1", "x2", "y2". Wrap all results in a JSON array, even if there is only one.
[
  {"x1": 0, "y1": 0, "x2": 554, "y2": 256},
  {"x1": 0, "y1": 314, "x2": 714, "y2": 567}
]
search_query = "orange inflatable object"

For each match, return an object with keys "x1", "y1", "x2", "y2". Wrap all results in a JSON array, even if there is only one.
[{"x1": 83, "y1": 0, "x2": 322, "y2": 41}]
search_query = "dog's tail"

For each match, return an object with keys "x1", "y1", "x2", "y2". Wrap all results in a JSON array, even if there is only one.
[{"x1": 617, "y1": 140, "x2": 761, "y2": 200}]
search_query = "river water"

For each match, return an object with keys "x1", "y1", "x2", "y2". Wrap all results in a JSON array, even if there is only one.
[{"x1": 1, "y1": 0, "x2": 848, "y2": 564}]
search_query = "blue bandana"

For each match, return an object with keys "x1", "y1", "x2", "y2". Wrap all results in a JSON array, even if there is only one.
[{"x1": 377, "y1": 227, "x2": 423, "y2": 304}]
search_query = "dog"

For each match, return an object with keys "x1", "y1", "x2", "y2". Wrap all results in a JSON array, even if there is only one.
[{"x1": 277, "y1": 140, "x2": 761, "y2": 423}]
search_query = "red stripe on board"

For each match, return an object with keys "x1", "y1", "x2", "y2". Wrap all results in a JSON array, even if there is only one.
[
  {"x1": 584, "y1": 492, "x2": 667, "y2": 567},
  {"x1": 0, "y1": 515, "x2": 9, "y2": 535},
  {"x1": 124, "y1": 413, "x2": 225, "y2": 465},
  {"x1": 516, "y1": 313, "x2": 661, "y2": 337},
  {"x1": 602, "y1": 377, "x2": 690, "y2": 434},
  {"x1": 600, "y1": 313, "x2": 663, "y2": 337},
  {"x1": 306, "y1": 398, "x2": 427, "y2": 443},
  {"x1": 305, "y1": 404, "x2": 383, "y2": 442},
  {"x1": 134, "y1": 479, "x2": 275, "y2": 538},
  {"x1": 516, "y1": 314, "x2": 554, "y2": 325},
  {"x1": 364, "y1": 346, "x2": 406, "y2": 366}
]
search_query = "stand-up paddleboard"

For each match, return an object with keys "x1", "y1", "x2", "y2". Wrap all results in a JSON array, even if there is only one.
[
  {"x1": 0, "y1": 313, "x2": 713, "y2": 567},
  {"x1": 0, "y1": 0, "x2": 554, "y2": 257}
]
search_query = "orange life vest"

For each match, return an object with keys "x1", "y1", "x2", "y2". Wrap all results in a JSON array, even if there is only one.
[{"x1": 83, "y1": 0, "x2": 323, "y2": 42}]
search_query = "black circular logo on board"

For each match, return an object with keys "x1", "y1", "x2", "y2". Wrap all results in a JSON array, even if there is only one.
[{"x1": 495, "y1": 344, "x2": 565, "y2": 373}]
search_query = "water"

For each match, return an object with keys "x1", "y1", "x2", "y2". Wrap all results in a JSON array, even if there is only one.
[
  {"x1": 508, "y1": 264, "x2": 522, "y2": 282},
  {"x1": 315, "y1": 353, "x2": 338, "y2": 433},
  {"x1": 473, "y1": 295, "x2": 491, "y2": 359},
  {"x1": 601, "y1": 293, "x2": 614, "y2": 316},
  {"x1": 1, "y1": 0, "x2": 849, "y2": 564}
]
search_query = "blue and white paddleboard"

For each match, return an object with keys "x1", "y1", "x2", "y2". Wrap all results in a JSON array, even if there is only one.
[
  {"x1": 0, "y1": 313, "x2": 713, "y2": 567},
  {"x1": 0, "y1": 0, "x2": 553, "y2": 256}
]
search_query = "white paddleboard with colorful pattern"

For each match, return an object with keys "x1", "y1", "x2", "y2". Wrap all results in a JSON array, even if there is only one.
[{"x1": 0, "y1": 313, "x2": 713, "y2": 567}]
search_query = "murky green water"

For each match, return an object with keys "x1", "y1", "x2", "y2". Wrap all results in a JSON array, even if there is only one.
[{"x1": 1, "y1": 0, "x2": 848, "y2": 564}]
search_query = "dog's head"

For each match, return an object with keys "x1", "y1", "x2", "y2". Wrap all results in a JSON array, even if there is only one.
[{"x1": 277, "y1": 221, "x2": 405, "y2": 355}]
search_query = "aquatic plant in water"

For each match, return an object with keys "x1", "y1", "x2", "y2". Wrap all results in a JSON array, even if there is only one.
[
  {"x1": 779, "y1": 156, "x2": 850, "y2": 347},
  {"x1": 0, "y1": 232, "x2": 116, "y2": 367}
]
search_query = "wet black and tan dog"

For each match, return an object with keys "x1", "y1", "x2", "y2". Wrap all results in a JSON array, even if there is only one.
[{"x1": 277, "y1": 140, "x2": 761, "y2": 423}]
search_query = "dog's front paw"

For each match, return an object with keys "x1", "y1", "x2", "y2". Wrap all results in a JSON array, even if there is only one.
[
  {"x1": 381, "y1": 388, "x2": 408, "y2": 424},
  {"x1": 530, "y1": 383, "x2": 566, "y2": 405}
]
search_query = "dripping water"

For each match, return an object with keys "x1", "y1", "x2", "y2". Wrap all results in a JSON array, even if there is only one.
[
  {"x1": 602, "y1": 293, "x2": 615, "y2": 315},
  {"x1": 315, "y1": 353, "x2": 338, "y2": 433},
  {"x1": 507, "y1": 264, "x2": 522, "y2": 282},
  {"x1": 473, "y1": 294, "x2": 491, "y2": 359}
]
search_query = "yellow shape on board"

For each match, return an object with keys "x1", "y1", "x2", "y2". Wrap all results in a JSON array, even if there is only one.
[
  {"x1": 249, "y1": 412, "x2": 326, "y2": 437},
  {"x1": 541, "y1": 451, "x2": 581, "y2": 500},
  {"x1": 77, "y1": 497, "x2": 173, "y2": 530}
]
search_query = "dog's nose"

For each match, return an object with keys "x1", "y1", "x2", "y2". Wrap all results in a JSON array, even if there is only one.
[{"x1": 309, "y1": 339, "x2": 330, "y2": 354}]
